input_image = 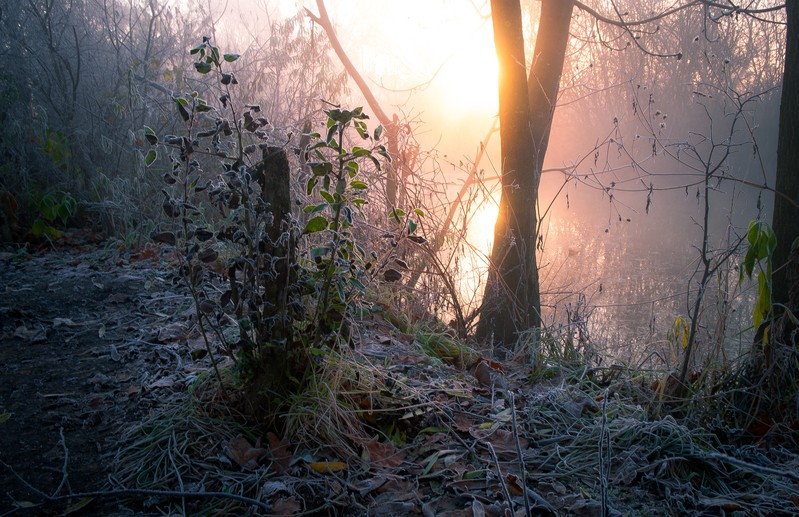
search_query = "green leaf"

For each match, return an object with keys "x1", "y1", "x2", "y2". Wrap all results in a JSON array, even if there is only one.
[
  {"x1": 311, "y1": 246, "x2": 330, "y2": 263},
  {"x1": 173, "y1": 98, "x2": 190, "y2": 121},
  {"x1": 310, "y1": 161, "x2": 333, "y2": 177},
  {"x1": 306, "y1": 177, "x2": 317, "y2": 195},
  {"x1": 304, "y1": 216, "x2": 329, "y2": 234},
  {"x1": 143, "y1": 125, "x2": 158, "y2": 145},
  {"x1": 373, "y1": 125, "x2": 383, "y2": 140},
  {"x1": 194, "y1": 61, "x2": 212, "y2": 74},
  {"x1": 43, "y1": 225, "x2": 62, "y2": 239},
  {"x1": 304, "y1": 203, "x2": 329, "y2": 215},
  {"x1": 390, "y1": 208, "x2": 406, "y2": 223},
  {"x1": 325, "y1": 124, "x2": 337, "y2": 144},
  {"x1": 145, "y1": 149, "x2": 158, "y2": 166},
  {"x1": 62, "y1": 194, "x2": 77, "y2": 217},
  {"x1": 350, "y1": 180, "x2": 367, "y2": 190},
  {"x1": 367, "y1": 154, "x2": 381, "y2": 171},
  {"x1": 39, "y1": 195, "x2": 57, "y2": 221},
  {"x1": 223, "y1": 53, "x2": 240, "y2": 62},
  {"x1": 408, "y1": 219, "x2": 418, "y2": 235},
  {"x1": 413, "y1": 208, "x2": 425, "y2": 217},
  {"x1": 335, "y1": 178, "x2": 346, "y2": 196},
  {"x1": 56, "y1": 204, "x2": 70, "y2": 225},
  {"x1": 31, "y1": 218, "x2": 45, "y2": 236},
  {"x1": 320, "y1": 190, "x2": 335, "y2": 204}
]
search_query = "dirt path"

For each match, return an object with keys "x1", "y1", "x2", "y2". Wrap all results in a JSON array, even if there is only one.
[{"x1": 0, "y1": 246, "x2": 189, "y2": 514}]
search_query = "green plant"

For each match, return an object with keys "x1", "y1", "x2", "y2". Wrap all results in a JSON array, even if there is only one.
[
  {"x1": 739, "y1": 220, "x2": 777, "y2": 333},
  {"x1": 303, "y1": 106, "x2": 390, "y2": 342},
  {"x1": 31, "y1": 191, "x2": 77, "y2": 239},
  {"x1": 141, "y1": 38, "x2": 402, "y2": 426}
]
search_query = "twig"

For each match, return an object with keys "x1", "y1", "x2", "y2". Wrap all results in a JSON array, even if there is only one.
[
  {"x1": 1, "y1": 487, "x2": 271, "y2": 514},
  {"x1": 0, "y1": 460, "x2": 48, "y2": 499},
  {"x1": 485, "y1": 442, "x2": 513, "y2": 516},
  {"x1": 509, "y1": 392, "x2": 531, "y2": 516},
  {"x1": 53, "y1": 425, "x2": 69, "y2": 497},
  {"x1": 707, "y1": 452, "x2": 799, "y2": 482}
]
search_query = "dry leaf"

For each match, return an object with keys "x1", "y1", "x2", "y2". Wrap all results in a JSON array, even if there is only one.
[
  {"x1": 148, "y1": 376, "x2": 175, "y2": 389},
  {"x1": 225, "y1": 434, "x2": 266, "y2": 469},
  {"x1": 271, "y1": 496, "x2": 302, "y2": 516},
  {"x1": 267, "y1": 432, "x2": 293, "y2": 474},
  {"x1": 307, "y1": 461, "x2": 347, "y2": 474},
  {"x1": 361, "y1": 436, "x2": 406, "y2": 468},
  {"x1": 157, "y1": 321, "x2": 189, "y2": 342},
  {"x1": 469, "y1": 427, "x2": 527, "y2": 454}
]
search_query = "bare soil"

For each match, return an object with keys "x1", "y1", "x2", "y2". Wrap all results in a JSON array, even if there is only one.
[{"x1": 0, "y1": 243, "x2": 188, "y2": 515}]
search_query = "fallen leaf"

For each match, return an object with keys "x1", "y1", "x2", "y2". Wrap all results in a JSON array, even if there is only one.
[
  {"x1": 361, "y1": 436, "x2": 406, "y2": 468},
  {"x1": 225, "y1": 435, "x2": 266, "y2": 469},
  {"x1": 148, "y1": 376, "x2": 175, "y2": 389},
  {"x1": 271, "y1": 496, "x2": 302, "y2": 516},
  {"x1": 261, "y1": 480, "x2": 289, "y2": 497},
  {"x1": 126, "y1": 384, "x2": 141, "y2": 396},
  {"x1": 348, "y1": 476, "x2": 388, "y2": 496},
  {"x1": 452, "y1": 412, "x2": 476, "y2": 432},
  {"x1": 14, "y1": 324, "x2": 47, "y2": 343},
  {"x1": 157, "y1": 321, "x2": 189, "y2": 343},
  {"x1": 105, "y1": 293, "x2": 130, "y2": 303},
  {"x1": 469, "y1": 427, "x2": 527, "y2": 454},
  {"x1": 267, "y1": 432, "x2": 293, "y2": 474},
  {"x1": 307, "y1": 461, "x2": 347, "y2": 474},
  {"x1": 52, "y1": 317, "x2": 77, "y2": 327}
]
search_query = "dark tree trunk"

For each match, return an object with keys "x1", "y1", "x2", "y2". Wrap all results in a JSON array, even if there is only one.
[
  {"x1": 772, "y1": 0, "x2": 799, "y2": 306},
  {"x1": 477, "y1": 0, "x2": 573, "y2": 348}
]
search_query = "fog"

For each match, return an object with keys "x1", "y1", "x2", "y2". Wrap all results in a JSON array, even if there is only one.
[
  {"x1": 139, "y1": 0, "x2": 788, "y2": 361},
  {"x1": 252, "y1": 0, "x2": 783, "y2": 363}
]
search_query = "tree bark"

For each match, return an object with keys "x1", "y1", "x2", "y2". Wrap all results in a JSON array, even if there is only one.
[
  {"x1": 771, "y1": 0, "x2": 799, "y2": 306},
  {"x1": 477, "y1": 0, "x2": 573, "y2": 347}
]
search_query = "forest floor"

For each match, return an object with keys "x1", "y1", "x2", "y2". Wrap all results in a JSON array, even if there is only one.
[{"x1": 2, "y1": 239, "x2": 799, "y2": 516}]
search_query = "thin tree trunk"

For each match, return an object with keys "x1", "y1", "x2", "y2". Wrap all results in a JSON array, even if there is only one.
[
  {"x1": 772, "y1": 0, "x2": 799, "y2": 306},
  {"x1": 306, "y1": 0, "x2": 400, "y2": 208}
]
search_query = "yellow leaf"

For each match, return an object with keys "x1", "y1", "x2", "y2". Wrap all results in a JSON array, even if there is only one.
[
  {"x1": 307, "y1": 461, "x2": 347, "y2": 474},
  {"x1": 65, "y1": 497, "x2": 94, "y2": 514}
]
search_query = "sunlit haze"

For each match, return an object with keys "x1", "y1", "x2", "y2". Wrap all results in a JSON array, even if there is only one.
[{"x1": 202, "y1": 0, "x2": 781, "y2": 357}]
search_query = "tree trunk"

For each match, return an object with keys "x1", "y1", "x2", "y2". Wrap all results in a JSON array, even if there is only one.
[
  {"x1": 477, "y1": 0, "x2": 573, "y2": 347},
  {"x1": 772, "y1": 0, "x2": 799, "y2": 306}
]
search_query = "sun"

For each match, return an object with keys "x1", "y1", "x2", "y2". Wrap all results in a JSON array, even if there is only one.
[{"x1": 435, "y1": 33, "x2": 499, "y2": 117}]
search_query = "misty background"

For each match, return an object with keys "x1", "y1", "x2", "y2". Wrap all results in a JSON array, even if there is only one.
[{"x1": 0, "y1": 0, "x2": 784, "y2": 367}]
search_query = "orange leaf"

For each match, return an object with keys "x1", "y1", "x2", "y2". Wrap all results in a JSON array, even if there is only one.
[
  {"x1": 225, "y1": 435, "x2": 266, "y2": 469},
  {"x1": 307, "y1": 461, "x2": 347, "y2": 474}
]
